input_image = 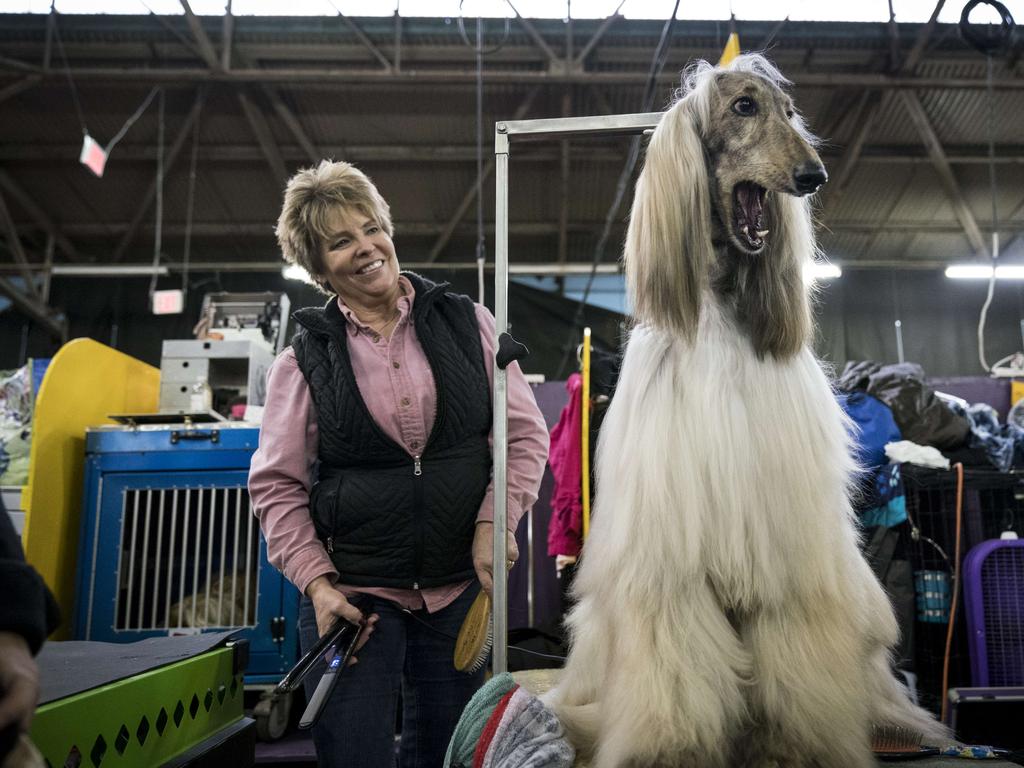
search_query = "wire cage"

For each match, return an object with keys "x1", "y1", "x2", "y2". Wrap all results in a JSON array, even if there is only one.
[
  {"x1": 901, "y1": 466, "x2": 1024, "y2": 714},
  {"x1": 964, "y1": 539, "x2": 1024, "y2": 687}
]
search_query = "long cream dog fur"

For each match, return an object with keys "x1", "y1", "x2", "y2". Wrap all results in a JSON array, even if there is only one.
[{"x1": 544, "y1": 55, "x2": 946, "y2": 768}]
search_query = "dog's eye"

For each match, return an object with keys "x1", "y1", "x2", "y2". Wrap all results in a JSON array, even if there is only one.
[
  {"x1": 732, "y1": 96, "x2": 757, "y2": 116},
  {"x1": 786, "y1": 109, "x2": 795, "y2": 119}
]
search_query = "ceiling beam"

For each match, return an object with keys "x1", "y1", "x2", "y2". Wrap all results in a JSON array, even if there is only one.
[
  {"x1": 506, "y1": 4, "x2": 561, "y2": 70},
  {"x1": 819, "y1": 0, "x2": 947, "y2": 221},
  {"x1": 221, "y1": 0, "x2": 233, "y2": 71},
  {"x1": 992, "y1": 196, "x2": 1024, "y2": 257},
  {"x1": 112, "y1": 88, "x2": 206, "y2": 261},
  {"x1": 0, "y1": 188, "x2": 40, "y2": 299},
  {"x1": 558, "y1": 90, "x2": 571, "y2": 264},
  {"x1": 0, "y1": 75, "x2": 41, "y2": 106},
  {"x1": 899, "y1": 89, "x2": 989, "y2": 257},
  {"x1": 231, "y1": 49, "x2": 320, "y2": 165},
  {"x1": 425, "y1": 86, "x2": 540, "y2": 263},
  {"x1": 820, "y1": 89, "x2": 883, "y2": 217},
  {"x1": 16, "y1": 66, "x2": 1024, "y2": 89},
  {"x1": 237, "y1": 89, "x2": 289, "y2": 185},
  {"x1": 0, "y1": 258, "x2": 999, "y2": 276},
  {"x1": 336, "y1": 12, "x2": 392, "y2": 71},
  {"x1": 143, "y1": 9, "x2": 208, "y2": 62},
  {"x1": 179, "y1": 0, "x2": 223, "y2": 72},
  {"x1": 39, "y1": 218, "x2": 1022, "y2": 239},
  {"x1": 573, "y1": 4, "x2": 624, "y2": 66},
  {"x1": 0, "y1": 275, "x2": 65, "y2": 340},
  {"x1": 0, "y1": 169, "x2": 80, "y2": 260},
  {"x1": 261, "y1": 86, "x2": 320, "y2": 164},
  {"x1": 6, "y1": 143, "x2": 1024, "y2": 165}
]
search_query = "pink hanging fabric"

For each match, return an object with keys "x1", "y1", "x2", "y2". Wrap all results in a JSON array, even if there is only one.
[{"x1": 547, "y1": 373, "x2": 584, "y2": 557}]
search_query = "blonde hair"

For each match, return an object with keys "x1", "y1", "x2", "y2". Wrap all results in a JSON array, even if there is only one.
[{"x1": 275, "y1": 160, "x2": 393, "y2": 291}]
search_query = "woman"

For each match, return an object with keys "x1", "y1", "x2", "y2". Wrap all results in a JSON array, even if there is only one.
[{"x1": 248, "y1": 160, "x2": 548, "y2": 768}]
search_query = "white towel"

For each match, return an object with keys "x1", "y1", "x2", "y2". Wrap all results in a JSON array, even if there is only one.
[{"x1": 884, "y1": 440, "x2": 950, "y2": 470}]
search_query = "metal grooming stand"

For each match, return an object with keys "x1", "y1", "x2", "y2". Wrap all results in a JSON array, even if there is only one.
[{"x1": 492, "y1": 112, "x2": 662, "y2": 673}]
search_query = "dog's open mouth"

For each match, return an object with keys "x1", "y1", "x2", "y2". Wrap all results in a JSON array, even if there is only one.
[{"x1": 732, "y1": 181, "x2": 769, "y2": 252}]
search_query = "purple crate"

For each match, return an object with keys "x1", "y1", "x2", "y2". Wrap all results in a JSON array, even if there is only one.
[{"x1": 963, "y1": 539, "x2": 1024, "y2": 686}]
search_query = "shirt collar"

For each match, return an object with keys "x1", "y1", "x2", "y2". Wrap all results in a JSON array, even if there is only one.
[{"x1": 335, "y1": 274, "x2": 415, "y2": 337}]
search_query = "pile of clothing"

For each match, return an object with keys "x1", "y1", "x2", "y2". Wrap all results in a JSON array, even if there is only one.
[
  {"x1": 839, "y1": 360, "x2": 1024, "y2": 474},
  {"x1": 444, "y1": 673, "x2": 574, "y2": 768}
]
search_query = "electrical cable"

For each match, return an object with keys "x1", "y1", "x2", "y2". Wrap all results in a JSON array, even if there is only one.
[
  {"x1": 51, "y1": 6, "x2": 89, "y2": 137},
  {"x1": 555, "y1": 0, "x2": 683, "y2": 378},
  {"x1": 961, "y1": 0, "x2": 1015, "y2": 372},
  {"x1": 148, "y1": 88, "x2": 166, "y2": 300},
  {"x1": 940, "y1": 462, "x2": 964, "y2": 725},
  {"x1": 976, "y1": 52, "x2": 999, "y2": 373},
  {"x1": 104, "y1": 86, "x2": 160, "y2": 157},
  {"x1": 181, "y1": 96, "x2": 203, "y2": 301},
  {"x1": 458, "y1": 3, "x2": 510, "y2": 305}
]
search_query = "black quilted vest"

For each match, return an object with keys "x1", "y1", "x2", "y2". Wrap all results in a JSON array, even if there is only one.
[{"x1": 291, "y1": 272, "x2": 492, "y2": 589}]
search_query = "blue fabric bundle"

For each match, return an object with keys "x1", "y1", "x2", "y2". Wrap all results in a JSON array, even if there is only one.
[
  {"x1": 840, "y1": 392, "x2": 907, "y2": 527},
  {"x1": 946, "y1": 401, "x2": 1024, "y2": 472}
]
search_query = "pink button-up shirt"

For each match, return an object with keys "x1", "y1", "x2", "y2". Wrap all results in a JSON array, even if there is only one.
[{"x1": 248, "y1": 276, "x2": 549, "y2": 612}]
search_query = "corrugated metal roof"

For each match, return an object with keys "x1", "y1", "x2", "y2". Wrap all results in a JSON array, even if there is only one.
[{"x1": 1, "y1": 12, "x2": 1023, "y2": 275}]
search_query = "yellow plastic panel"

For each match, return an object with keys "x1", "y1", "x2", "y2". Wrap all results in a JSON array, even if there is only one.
[
  {"x1": 22, "y1": 338, "x2": 159, "y2": 638},
  {"x1": 1012, "y1": 379, "x2": 1024, "y2": 407}
]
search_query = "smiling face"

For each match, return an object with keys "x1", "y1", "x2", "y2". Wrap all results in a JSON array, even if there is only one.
[
  {"x1": 315, "y1": 207, "x2": 400, "y2": 310},
  {"x1": 706, "y1": 71, "x2": 826, "y2": 255}
]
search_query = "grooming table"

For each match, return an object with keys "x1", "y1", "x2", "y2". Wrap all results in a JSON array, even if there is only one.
[
  {"x1": 31, "y1": 631, "x2": 255, "y2": 767},
  {"x1": 510, "y1": 671, "x2": 1018, "y2": 767}
]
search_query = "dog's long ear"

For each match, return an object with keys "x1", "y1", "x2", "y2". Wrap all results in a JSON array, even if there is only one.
[{"x1": 625, "y1": 97, "x2": 712, "y2": 339}]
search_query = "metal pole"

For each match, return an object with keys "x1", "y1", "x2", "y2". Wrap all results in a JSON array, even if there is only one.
[{"x1": 492, "y1": 122, "x2": 510, "y2": 673}]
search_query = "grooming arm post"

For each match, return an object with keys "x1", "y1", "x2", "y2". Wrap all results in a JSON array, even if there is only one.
[
  {"x1": 490, "y1": 112, "x2": 661, "y2": 675},
  {"x1": 493, "y1": 123, "x2": 511, "y2": 674}
]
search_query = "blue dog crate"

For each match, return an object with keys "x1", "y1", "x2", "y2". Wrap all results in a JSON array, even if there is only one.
[{"x1": 74, "y1": 423, "x2": 300, "y2": 686}]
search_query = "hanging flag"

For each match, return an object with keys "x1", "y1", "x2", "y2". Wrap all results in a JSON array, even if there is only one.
[
  {"x1": 719, "y1": 16, "x2": 740, "y2": 66},
  {"x1": 152, "y1": 289, "x2": 184, "y2": 315},
  {"x1": 79, "y1": 133, "x2": 108, "y2": 177}
]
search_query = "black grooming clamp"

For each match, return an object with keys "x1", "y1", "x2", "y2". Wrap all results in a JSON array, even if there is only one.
[
  {"x1": 496, "y1": 332, "x2": 530, "y2": 370},
  {"x1": 273, "y1": 596, "x2": 371, "y2": 730}
]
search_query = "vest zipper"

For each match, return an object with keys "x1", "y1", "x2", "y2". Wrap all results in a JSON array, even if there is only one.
[
  {"x1": 413, "y1": 454, "x2": 423, "y2": 589},
  {"x1": 326, "y1": 536, "x2": 334, "y2": 554}
]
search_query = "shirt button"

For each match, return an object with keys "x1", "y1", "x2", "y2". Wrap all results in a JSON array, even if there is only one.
[
  {"x1": 393, "y1": 361, "x2": 400, "y2": 369},
  {"x1": 372, "y1": 334, "x2": 381, "y2": 343},
  {"x1": 410, "y1": 440, "x2": 419, "y2": 449},
  {"x1": 401, "y1": 397, "x2": 410, "y2": 407}
]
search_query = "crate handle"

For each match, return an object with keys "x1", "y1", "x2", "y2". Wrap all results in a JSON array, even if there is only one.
[{"x1": 170, "y1": 429, "x2": 220, "y2": 444}]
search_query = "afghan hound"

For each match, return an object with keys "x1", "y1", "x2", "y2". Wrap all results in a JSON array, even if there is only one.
[{"x1": 544, "y1": 54, "x2": 947, "y2": 767}]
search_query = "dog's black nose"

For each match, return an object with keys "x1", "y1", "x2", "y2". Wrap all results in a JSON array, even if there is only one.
[{"x1": 793, "y1": 163, "x2": 828, "y2": 195}]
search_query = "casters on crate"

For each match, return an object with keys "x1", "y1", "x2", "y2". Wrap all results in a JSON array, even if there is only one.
[{"x1": 254, "y1": 689, "x2": 292, "y2": 741}]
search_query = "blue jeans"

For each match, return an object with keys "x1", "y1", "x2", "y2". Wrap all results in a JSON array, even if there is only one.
[{"x1": 297, "y1": 584, "x2": 486, "y2": 768}]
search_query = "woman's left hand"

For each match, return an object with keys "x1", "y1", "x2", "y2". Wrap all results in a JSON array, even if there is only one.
[{"x1": 472, "y1": 521, "x2": 519, "y2": 597}]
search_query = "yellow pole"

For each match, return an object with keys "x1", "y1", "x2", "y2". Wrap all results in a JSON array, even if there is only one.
[{"x1": 581, "y1": 327, "x2": 591, "y2": 541}]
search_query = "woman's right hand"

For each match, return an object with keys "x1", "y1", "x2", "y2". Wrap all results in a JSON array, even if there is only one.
[{"x1": 306, "y1": 576, "x2": 378, "y2": 661}]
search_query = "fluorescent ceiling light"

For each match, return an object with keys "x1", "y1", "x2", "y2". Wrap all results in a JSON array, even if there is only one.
[
  {"x1": 804, "y1": 262, "x2": 841, "y2": 281},
  {"x1": 51, "y1": 265, "x2": 168, "y2": 276},
  {"x1": 945, "y1": 264, "x2": 1024, "y2": 280},
  {"x1": 282, "y1": 264, "x2": 314, "y2": 283}
]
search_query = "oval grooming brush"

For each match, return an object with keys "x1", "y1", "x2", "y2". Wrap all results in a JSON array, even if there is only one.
[
  {"x1": 871, "y1": 725, "x2": 1009, "y2": 761},
  {"x1": 872, "y1": 725, "x2": 939, "y2": 760},
  {"x1": 454, "y1": 590, "x2": 492, "y2": 673}
]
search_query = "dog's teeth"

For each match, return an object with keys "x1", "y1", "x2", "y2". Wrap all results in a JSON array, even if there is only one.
[
  {"x1": 756, "y1": 229, "x2": 769, "y2": 237},
  {"x1": 741, "y1": 225, "x2": 750, "y2": 236}
]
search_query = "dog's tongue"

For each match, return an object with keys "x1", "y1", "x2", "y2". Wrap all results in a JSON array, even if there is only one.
[{"x1": 737, "y1": 183, "x2": 765, "y2": 228}]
